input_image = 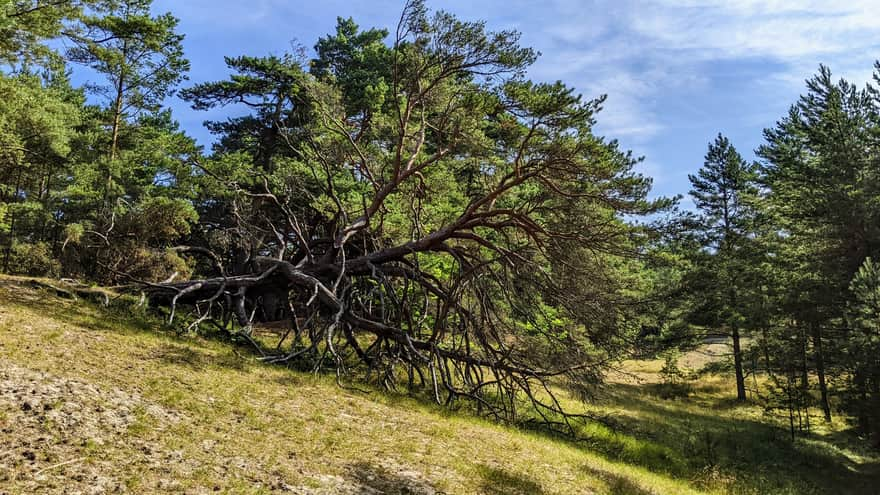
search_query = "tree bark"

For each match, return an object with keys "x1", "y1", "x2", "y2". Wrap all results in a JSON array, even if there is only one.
[
  {"x1": 812, "y1": 322, "x2": 832, "y2": 422},
  {"x1": 109, "y1": 39, "x2": 128, "y2": 163},
  {"x1": 761, "y1": 327, "x2": 772, "y2": 372},
  {"x1": 799, "y1": 323, "x2": 811, "y2": 432},
  {"x1": 732, "y1": 323, "x2": 747, "y2": 401}
]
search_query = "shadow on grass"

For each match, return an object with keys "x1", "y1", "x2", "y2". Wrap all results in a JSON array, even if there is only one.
[
  {"x1": 149, "y1": 342, "x2": 210, "y2": 370},
  {"x1": 477, "y1": 464, "x2": 547, "y2": 495},
  {"x1": 583, "y1": 465, "x2": 653, "y2": 495},
  {"x1": 2, "y1": 279, "x2": 255, "y2": 369},
  {"x1": 345, "y1": 461, "x2": 440, "y2": 494},
  {"x1": 6, "y1": 279, "x2": 880, "y2": 495},
  {"x1": 592, "y1": 382, "x2": 880, "y2": 495}
]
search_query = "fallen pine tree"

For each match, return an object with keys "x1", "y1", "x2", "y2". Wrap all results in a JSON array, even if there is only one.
[{"x1": 137, "y1": 0, "x2": 672, "y2": 430}]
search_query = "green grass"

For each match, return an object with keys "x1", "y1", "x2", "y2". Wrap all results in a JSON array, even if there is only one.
[
  {"x1": 572, "y1": 355, "x2": 880, "y2": 494},
  {"x1": 0, "y1": 276, "x2": 877, "y2": 494}
]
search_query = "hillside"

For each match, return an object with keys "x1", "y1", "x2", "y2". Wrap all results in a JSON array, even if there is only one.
[{"x1": 0, "y1": 278, "x2": 877, "y2": 494}]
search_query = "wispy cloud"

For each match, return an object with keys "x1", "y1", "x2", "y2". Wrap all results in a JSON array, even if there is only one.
[
  {"x1": 631, "y1": 1, "x2": 878, "y2": 59},
  {"x1": 149, "y1": 0, "x2": 880, "y2": 193},
  {"x1": 485, "y1": 0, "x2": 880, "y2": 140}
]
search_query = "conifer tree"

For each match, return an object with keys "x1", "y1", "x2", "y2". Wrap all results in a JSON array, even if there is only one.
[
  {"x1": 845, "y1": 258, "x2": 880, "y2": 443},
  {"x1": 759, "y1": 65, "x2": 880, "y2": 423},
  {"x1": 66, "y1": 0, "x2": 188, "y2": 160},
  {"x1": 688, "y1": 134, "x2": 760, "y2": 401},
  {"x1": 1, "y1": 0, "x2": 84, "y2": 67}
]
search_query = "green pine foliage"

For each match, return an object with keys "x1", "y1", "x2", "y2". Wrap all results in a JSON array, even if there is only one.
[
  {"x1": 844, "y1": 258, "x2": 880, "y2": 442},
  {"x1": 683, "y1": 134, "x2": 762, "y2": 401},
  {"x1": 3, "y1": 0, "x2": 880, "y2": 463}
]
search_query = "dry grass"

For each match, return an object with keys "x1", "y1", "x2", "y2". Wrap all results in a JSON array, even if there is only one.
[
  {"x1": 0, "y1": 278, "x2": 704, "y2": 494},
  {"x1": 1, "y1": 277, "x2": 877, "y2": 494}
]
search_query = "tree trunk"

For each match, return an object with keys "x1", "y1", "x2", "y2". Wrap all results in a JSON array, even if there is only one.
[
  {"x1": 812, "y1": 323, "x2": 832, "y2": 422},
  {"x1": 109, "y1": 39, "x2": 128, "y2": 163},
  {"x1": 787, "y1": 376, "x2": 796, "y2": 441},
  {"x1": 732, "y1": 323, "x2": 747, "y2": 401},
  {"x1": 39, "y1": 167, "x2": 52, "y2": 242},
  {"x1": 799, "y1": 323, "x2": 811, "y2": 432},
  {"x1": 761, "y1": 327, "x2": 772, "y2": 372}
]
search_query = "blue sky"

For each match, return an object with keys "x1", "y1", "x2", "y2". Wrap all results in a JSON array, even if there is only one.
[{"x1": 130, "y1": 1, "x2": 880, "y2": 207}]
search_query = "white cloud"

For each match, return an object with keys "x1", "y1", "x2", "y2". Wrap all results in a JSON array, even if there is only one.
[
  {"x1": 155, "y1": 0, "x2": 880, "y2": 145},
  {"x1": 497, "y1": 0, "x2": 880, "y2": 140},
  {"x1": 630, "y1": 0, "x2": 880, "y2": 60}
]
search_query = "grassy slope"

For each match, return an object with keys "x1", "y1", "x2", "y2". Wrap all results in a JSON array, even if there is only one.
[{"x1": 0, "y1": 277, "x2": 877, "y2": 494}]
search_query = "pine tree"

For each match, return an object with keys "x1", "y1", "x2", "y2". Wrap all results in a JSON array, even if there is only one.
[
  {"x1": 312, "y1": 17, "x2": 391, "y2": 119},
  {"x1": 688, "y1": 133, "x2": 760, "y2": 401},
  {"x1": 759, "y1": 64, "x2": 880, "y2": 423},
  {"x1": 1, "y1": 0, "x2": 84, "y2": 67},
  {"x1": 66, "y1": 0, "x2": 188, "y2": 161},
  {"x1": 845, "y1": 258, "x2": 880, "y2": 443},
  {"x1": 0, "y1": 70, "x2": 82, "y2": 274},
  {"x1": 181, "y1": 54, "x2": 308, "y2": 173}
]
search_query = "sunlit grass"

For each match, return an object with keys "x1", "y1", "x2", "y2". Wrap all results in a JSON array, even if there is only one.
[
  {"x1": 0, "y1": 276, "x2": 877, "y2": 494},
  {"x1": 0, "y1": 277, "x2": 707, "y2": 494}
]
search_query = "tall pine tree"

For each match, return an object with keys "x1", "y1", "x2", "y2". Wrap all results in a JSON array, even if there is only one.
[
  {"x1": 66, "y1": 0, "x2": 188, "y2": 161},
  {"x1": 688, "y1": 133, "x2": 760, "y2": 401}
]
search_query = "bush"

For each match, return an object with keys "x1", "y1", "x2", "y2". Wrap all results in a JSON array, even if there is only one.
[
  {"x1": 116, "y1": 247, "x2": 192, "y2": 283},
  {"x1": 130, "y1": 197, "x2": 198, "y2": 243},
  {"x1": 8, "y1": 241, "x2": 60, "y2": 277},
  {"x1": 657, "y1": 350, "x2": 693, "y2": 399}
]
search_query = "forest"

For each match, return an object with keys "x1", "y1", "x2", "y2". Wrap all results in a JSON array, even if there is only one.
[{"x1": 2, "y1": 0, "x2": 880, "y2": 480}]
